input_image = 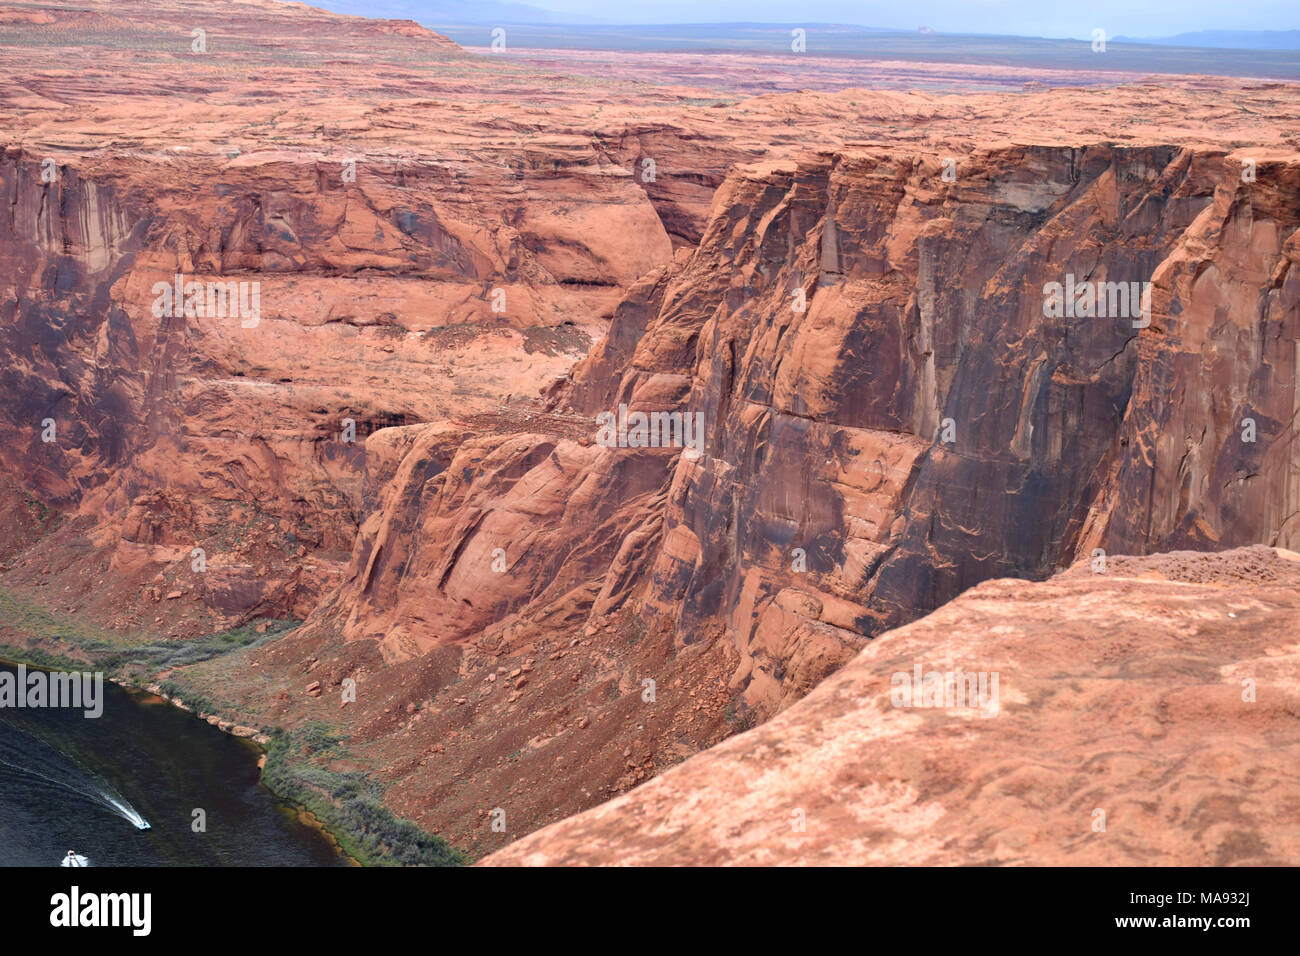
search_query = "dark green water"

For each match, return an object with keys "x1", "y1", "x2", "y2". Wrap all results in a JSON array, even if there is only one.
[{"x1": 0, "y1": 661, "x2": 346, "y2": 866}]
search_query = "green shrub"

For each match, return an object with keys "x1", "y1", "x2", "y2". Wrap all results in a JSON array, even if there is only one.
[{"x1": 261, "y1": 728, "x2": 464, "y2": 867}]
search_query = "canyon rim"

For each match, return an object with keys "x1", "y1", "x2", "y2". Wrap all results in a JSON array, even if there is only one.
[{"x1": 0, "y1": 0, "x2": 1297, "y2": 920}]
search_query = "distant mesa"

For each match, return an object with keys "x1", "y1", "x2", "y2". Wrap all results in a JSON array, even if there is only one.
[{"x1": 1110, "y1": 29, "x2": 1300, "y2": 50}]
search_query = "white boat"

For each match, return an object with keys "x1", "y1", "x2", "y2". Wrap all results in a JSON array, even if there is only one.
[{"x1": 60, "y1": 850, "x2": 88, "y2": 867}]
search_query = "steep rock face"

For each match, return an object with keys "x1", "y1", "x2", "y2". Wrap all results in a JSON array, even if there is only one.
[
  {"x1": 0, "y1": 121, "x2": 671, "y2": 624},
  {"x1": 483, "y1": 546, "x2": 1300, "y2": 866},
  {"x1": 3, "y1": 0, "x2": 1300, "y2": 856},
  {"x1": 0, "y1": 0, "x2": 696, "y2": 635},
  {"x1": 257, "y1": 138, "x2": 1300, "y2": 856},
  {"x1": 594, "y1": 126, "x2": 752, "y2": 248},
  {"x1": 0, "y1": 155, "x2": 140, "y2": 509},
  {"x1": 1078, "y1": 163, "x2": 1300, "y2": 554},
  {"x1": 338, "y1": 421, "x2": 676, "y2": 660},
  {"x1": 556, "y1": 145, "x2": 1299, "y2": 717}
]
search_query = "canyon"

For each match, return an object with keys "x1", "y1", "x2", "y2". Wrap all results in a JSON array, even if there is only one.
[{"x1": 0, "y1": 0, "x2": 1297, "y2": 862}]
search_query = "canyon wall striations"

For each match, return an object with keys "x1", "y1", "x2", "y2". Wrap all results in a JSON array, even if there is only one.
[{"x1": 0, "y1": 0, "x2": 1297, "y2": 857}]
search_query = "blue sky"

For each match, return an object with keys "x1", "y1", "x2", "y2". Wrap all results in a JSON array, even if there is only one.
[{"x1": 517, "y1": 1, "x2": 1299, "y2": 38}]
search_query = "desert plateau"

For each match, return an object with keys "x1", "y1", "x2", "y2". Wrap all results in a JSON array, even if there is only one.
[{"x1": 0, "y1": 0, "x2": 1296, "y2": 918}]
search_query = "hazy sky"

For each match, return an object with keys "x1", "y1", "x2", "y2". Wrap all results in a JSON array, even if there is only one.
[{"x1": 526, "y1": 1, "x2": 1299, "y2": 38}]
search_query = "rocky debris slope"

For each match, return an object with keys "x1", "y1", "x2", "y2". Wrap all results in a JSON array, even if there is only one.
[{"x1": 484, "y1": 546, "x2": 1300, "y2": 866}]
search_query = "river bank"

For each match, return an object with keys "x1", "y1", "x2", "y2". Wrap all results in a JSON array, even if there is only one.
[
  {"x1": 0, "y1": 657, "x2": 349, "y2": 866},
  {"x1": 0, "y1": 592, "x2": 463, "y2": 866}
]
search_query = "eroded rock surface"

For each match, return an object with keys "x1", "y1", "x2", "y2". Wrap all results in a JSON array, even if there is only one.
[
  {"x1": 550, "y1": 142, "x2": 1300, "y2": 722},
  {"x1": 484, "y1": 546, "x2": 1300, "y2": 866},
  {"x1": 1, "y1": 0, "x2": 1298, "y2": 856}
]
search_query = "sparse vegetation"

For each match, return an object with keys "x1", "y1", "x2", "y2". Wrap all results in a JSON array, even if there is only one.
[
  {"x1": 261, "y1": 726, "x2": 464, "y2": 867},
  {"x1": 0, "y1": 589, "x2": 297, "y2": 680},
  {"x1": 155, "y1": 680, "x2": 215, "y2": 717},
  {"x1": 0, "y1": 586, "x2": 113, "y2": 648},
  {"x1": 724, "y1": 697, "x2": 759, "y2": 732},
  {"x1": 0, "y1": 643, "x2": 85, "y2": 671},
  {"x1": 96, "y1": 620, "x2": 298, "y2": 676},
  {"x1": 0, "y1": 599, "x2": 464, "y2": 866}
]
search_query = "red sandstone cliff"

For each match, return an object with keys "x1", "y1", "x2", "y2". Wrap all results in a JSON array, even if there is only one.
[
  {"x1": 556, "y1": 143, "x2": 1300, "y2": 717},
  {"x1": 0, "y1": 0, "x2": 1297, "y2": 857}
]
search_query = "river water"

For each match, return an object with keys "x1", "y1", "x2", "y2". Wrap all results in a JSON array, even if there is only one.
[{"x1": 0, "y1": 661, "x2": 345, "y2": 866}]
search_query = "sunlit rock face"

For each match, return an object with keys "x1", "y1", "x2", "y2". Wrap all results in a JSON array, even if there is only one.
[
  {"x1": 565, "y1": 145, "x2": 1298, "y2": 716},
  {"x1": 484, "y1": 546, "x2": 1300, "y2": 867},
  {"x1": 0, "y1": 0, "x2": 1297, "y2": 854}
]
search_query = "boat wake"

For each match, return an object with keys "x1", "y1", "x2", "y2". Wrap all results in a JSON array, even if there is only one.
[{"x1": 0, "y1": 717, "x2": 150, "y2": 830}]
